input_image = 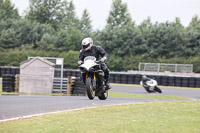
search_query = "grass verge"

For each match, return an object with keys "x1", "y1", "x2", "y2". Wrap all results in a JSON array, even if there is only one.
[
  {"x1": 109, "y1": 91, "x2": 191, "y2": 101},
  {"x1": 0, "y1": 101, "x2": 200, "y2": 133},
  {"x1": 111, "y1": 83, "x2": 200, "y2": 90}
]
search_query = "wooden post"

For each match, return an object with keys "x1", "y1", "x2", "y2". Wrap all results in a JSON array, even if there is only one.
[
  {"x1": 15, "y1": 74, "x2": 19, "y2": 93},
  {"x1": 67, "y1": 76, "x2": 72, "y2": 95}
]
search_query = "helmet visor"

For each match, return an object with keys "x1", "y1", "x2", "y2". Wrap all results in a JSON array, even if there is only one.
[{"x1": 83, "y1": 43, "x2": 90, "y2": 50}]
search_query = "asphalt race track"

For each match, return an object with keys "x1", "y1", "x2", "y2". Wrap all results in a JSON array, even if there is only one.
[{"x1": 0, "y1": 85, "x2": 200, "y2": 121}]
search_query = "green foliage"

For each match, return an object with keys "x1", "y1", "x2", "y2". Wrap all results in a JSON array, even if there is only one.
[
  {"x1": 37, "y1": 33, "x2": 56, "y2": 50},
  {"x1": 0, "y1": 0, "x2": 20, "y2": 21},
  {"x1": 59, "y1": 50, "x2": 79, "y2": 69},
  {"x1": 108, "y1": 54, "x2": 123, "y2": 71},
  {"x1": 79, "y1": 9, "x2": 92, "y2": 37},
  {"x1": 106, "y1": 0, "x2": 133, "y2": 28},
  {"x1": 0, "y1": 48, "x2": 79, "y2": 69},
  {"x1": 1, "y1": 0, "x2": 200, "y2": 73},
  {"x1": 61, "y1": 1, "x2": 79, "y2": 29},
  {"x1": 26, "y1": 0, "x2": 68, "y2": 30},
  {"x1": 0, "y1": 19, "x2": 54, "y2": 50}
]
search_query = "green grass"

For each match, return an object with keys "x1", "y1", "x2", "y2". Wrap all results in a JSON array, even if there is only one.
[
  {"x1": 0, "y1": 79, "x2": 199, "y2": 132},
  {"x1": 111, "y1": 83, "x2": 200, "y2": 90},
  {"x1": 0, "y1": 101, "x2": 200, "y2": 133},
  {"x1": 109, "y1": 91, "x2": 191, "y2": 101}
]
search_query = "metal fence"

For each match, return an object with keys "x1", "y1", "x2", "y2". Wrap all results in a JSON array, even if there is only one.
[{"x1": 139, "y1": 63, "x2": 193, "y2": 73}]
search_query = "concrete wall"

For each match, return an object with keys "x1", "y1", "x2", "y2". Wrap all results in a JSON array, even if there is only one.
[{"x1": 19, "y1": 58, "x2": 54, "y2": 94}]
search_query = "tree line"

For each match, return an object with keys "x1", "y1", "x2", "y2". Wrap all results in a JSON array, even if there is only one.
[{"x1": 0, "y1": 0, "x2": 200, "y2": 72}]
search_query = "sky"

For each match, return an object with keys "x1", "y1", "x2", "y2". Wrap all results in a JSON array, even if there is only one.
[{"x1": 11, "y1": 0, "x2": 200, "y2": 30}]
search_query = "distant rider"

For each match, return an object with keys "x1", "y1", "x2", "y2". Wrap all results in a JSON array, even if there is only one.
[
  {"x1": 142, "y1": 75, "x2": 151, "y2": 86},
  {"x1": 78, "y1": 37, "x2": 111, "y2": 90}
]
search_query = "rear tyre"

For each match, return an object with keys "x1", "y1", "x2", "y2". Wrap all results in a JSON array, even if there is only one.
[
  {"x1": 98, "y1": 91, "x2": 108, "y2": 100},
  {"x1": 86, "y1": 78, "x2": 95, "y2": 100},
  {"x1": 155, "y1": 86, "x2": 162, "y2": 93}
]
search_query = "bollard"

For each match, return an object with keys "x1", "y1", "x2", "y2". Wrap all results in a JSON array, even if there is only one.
[{"x1": 67, "y1": 76, "x2": 72, "y2": 95}]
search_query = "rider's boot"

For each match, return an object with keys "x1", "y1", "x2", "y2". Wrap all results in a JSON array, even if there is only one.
[{"x1": 105, "y1": 79, "x2": 111, "y2": 90}]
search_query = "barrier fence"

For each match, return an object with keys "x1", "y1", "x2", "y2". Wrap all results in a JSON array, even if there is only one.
[{"x1": 1, "y1": 66, "x2": 200, "y2": 88}]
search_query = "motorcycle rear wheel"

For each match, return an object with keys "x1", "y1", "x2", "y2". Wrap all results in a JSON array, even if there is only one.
[
  {"x1": 86, "y1": 78, "x2": 95, "y2": 100},
  {"x1": 98, "y1": 91, "x2": 108, "y2": 100}
]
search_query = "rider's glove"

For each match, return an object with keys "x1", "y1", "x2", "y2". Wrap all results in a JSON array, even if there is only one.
[
  {"x1": 78, "y1": 60, "x2": 83, "y2": 65},
  {"x1": 101, "y1": 56, "x2": 107, "y2": 62}
]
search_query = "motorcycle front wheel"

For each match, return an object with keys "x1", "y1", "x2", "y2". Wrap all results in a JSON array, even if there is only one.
[
  {"x1": 98, "y1": 91, "x2": 108, "y2": 100},
  {"x1": 86, "y1": 77, "x2": 95, "y2": 100},
  {"x1": 155, "y1": 86, "x2": 162, "y2": 93}
]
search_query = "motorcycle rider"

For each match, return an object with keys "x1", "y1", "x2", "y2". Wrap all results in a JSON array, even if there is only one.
[
  {"x1": 142, "y1": 75, "x2": 151, "y2": 86},
  {"x1": 78, "y1": 37, "x2": 111, "y2": 90}
]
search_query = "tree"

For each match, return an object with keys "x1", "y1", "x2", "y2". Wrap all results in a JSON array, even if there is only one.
[
  {"x1": 61, "y1": 0, "x2": 79, "y2": 29},
  {"x1": 37, "y1": 33, "x2": 56, "y2": 50},
  {"x1": 137, "y1": 17, "x2": 186, "y2": 58},
  {"x1": 106, "y1": 0, "x2": 133, "y2": 28},
  {"x1": 0, "y1": 0, "x2": 20, "y2": 21},
  {"x1": 55, "y1": 26, "x2": 82, "y2": 51},
  {"x1": 185, "y1": 15, "x2": 200, "y2": 56},
  {"x1": 96, "y1": 22, "x2": 140, "y2": 56},
  {"x1": 26, "y1": 0, "x2": 68, "y2": 29},
  {"x1": 95, "y1": 0, "x2": 136, "y2": 57},
  {"x1": 0, "y1": 19, "x2": 54, "y2": 50},
  {"x1": 79, "y1": 9, "x2": 92, "y2": 37},
  {"x1": 0, "y1": 28, "x2": 20, "y2": 50}
]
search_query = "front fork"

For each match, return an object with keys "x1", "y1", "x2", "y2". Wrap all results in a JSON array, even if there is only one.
[{"x1": 84, "y1": 72, "x2": 96, "y2": 89}]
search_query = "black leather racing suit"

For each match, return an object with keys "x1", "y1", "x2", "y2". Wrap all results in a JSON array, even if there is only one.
[{"x1": 79, "y1": 45, "x2": 110, "y2": 85}]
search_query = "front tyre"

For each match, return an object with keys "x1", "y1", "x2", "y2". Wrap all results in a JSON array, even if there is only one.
[
  {"x1": 98, "y1": 91, "x2": 108, "y2": 100},
  {"x1": 155, "y1": 86, "x2": 162, "y2": 93},
  {"x1": 86, "y1": 78, "x2": 95, "y2": 100}
]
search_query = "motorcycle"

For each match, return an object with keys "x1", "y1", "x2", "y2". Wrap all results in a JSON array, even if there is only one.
[
  {"x1": 79, "y1": 56, "x2": 108, "y2": 100},
  {"x1": 140, "y1": 79, "x2": 162, "y2": 93}
]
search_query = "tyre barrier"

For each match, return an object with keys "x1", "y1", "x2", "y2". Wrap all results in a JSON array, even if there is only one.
[
  {"x1": 196, "y1": 78, "x2": 200, "y2": 88},
  {"x1": 189, "y1": 77, "x2": 196, "y2": 87},
  {"x1": 2, "y1": 74, "x2": 15, "y2": 92},
  {"x1": 175, "y1": 77, "x2": 182, "y2": 87},
  {"x1": 161, "y1": 76, "x2": 168, "y2": 86},
  {"x1": 0, "y1": 67, "x2": 20, "y2": 77},
  {"x1": 181, "y1": 77, "x2": 189, "y2": 87},
  {"x1": 54, "y1": 70, "x2": 81, "y2": 78},
  {"x1": 127, "y1": 74, "x2": 135, "y2": 84},
  {"x1": 168, "y1": 76, "x2": 175, "y2": 86},
  {"x1": 115, "y1": 74, "x2": 121, "y2": 83},
  {"x1": 1, "y1": 66, "x2": 200, "y2": 88},
  {"x1": 72, "y1": 78, "x2": 86, "y2": 95},
  {"x1": 134, "y1": 74, "x2": 142, "y2": 84},
  {"x1": 154, "y1": 75, "x2": 161, "y2": 85}
]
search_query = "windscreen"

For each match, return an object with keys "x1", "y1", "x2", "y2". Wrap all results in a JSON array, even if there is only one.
[{"x1": 84, "y1": 56, "x2": 96, "y2": 62}]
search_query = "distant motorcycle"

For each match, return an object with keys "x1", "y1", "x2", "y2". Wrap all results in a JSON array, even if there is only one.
[
  {"x1": 79, "y1": 56, "x2": 108, "y2": 100},
  {"x1": 140, "y1": 79, "x2": 162, "y2": 93}
]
